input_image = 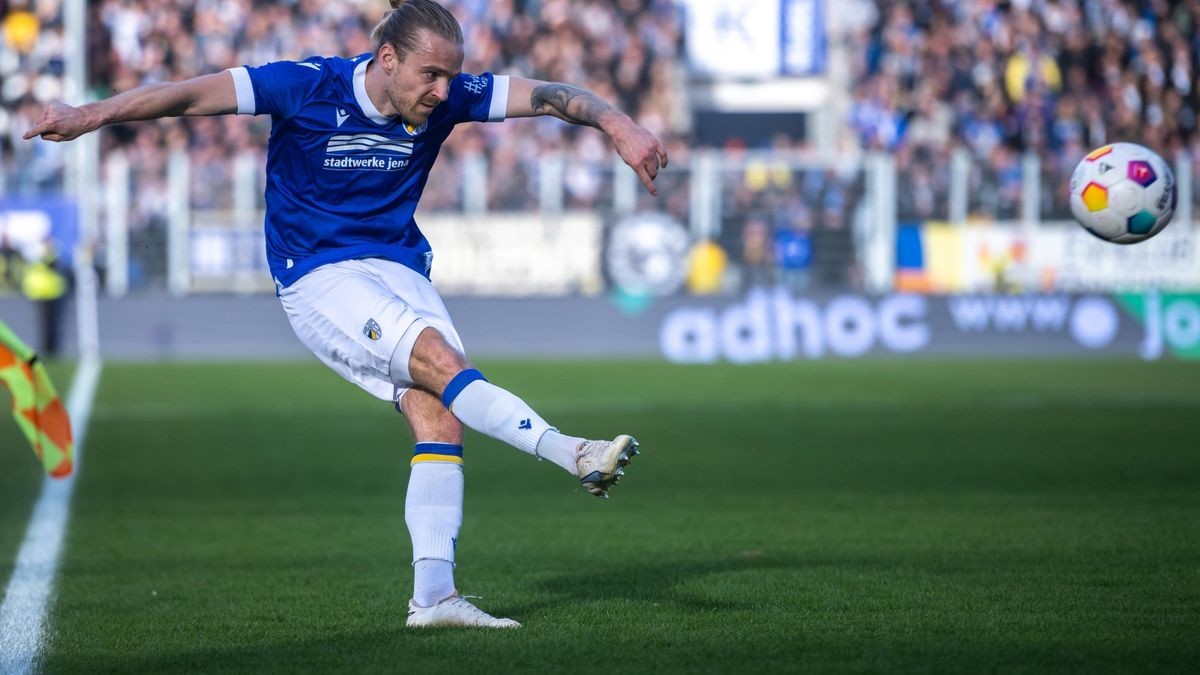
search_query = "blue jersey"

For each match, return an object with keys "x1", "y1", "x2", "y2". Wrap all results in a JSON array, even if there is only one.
[{"x1": 229, "y1": 54, "x2": 509, "y2": 287}]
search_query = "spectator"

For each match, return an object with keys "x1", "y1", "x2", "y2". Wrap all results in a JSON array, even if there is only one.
[
  {"x1": 10, "y1": 0, "x2": 1200, "y2": 296},
  {"x1": 849, "y1": 0, "x2": 1200, "y2": 218},
  {"x1": 2, "y1": 0, "x2": 686, "y2": 217}
]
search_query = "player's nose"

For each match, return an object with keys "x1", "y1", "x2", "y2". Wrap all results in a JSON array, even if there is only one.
[{"x1": 432, "y1": 79, "x2": 450, "y2": 103}]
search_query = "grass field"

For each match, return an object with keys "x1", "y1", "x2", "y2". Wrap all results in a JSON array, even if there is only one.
[{"x1": 3, "y1": 359, "x2": 1199, "y2": 674}]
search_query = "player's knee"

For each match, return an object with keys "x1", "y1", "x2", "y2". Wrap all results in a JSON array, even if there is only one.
[{"x1": 398, "y1": 326, "x2": 470, "y2": 391}]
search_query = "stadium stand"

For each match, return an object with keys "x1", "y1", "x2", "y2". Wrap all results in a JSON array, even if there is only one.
[
  {"x1": 2, "y1": 0, "x2": 1199, "y2": 295},
  {"x1": 850, "y1": 0, "x2": 1200, "y2": 220}
]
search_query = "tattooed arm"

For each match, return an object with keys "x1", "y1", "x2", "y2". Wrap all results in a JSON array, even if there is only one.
[
  {"x1": 526, "y1": 82, "x2": 618, "y2": 128},
  {"x1": 506, "y1": 77, "x2": 668, "y2": 196}
]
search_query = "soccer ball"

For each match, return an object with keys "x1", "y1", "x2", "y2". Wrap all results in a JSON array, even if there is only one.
[{"x1": 1069, "y1": 142, "x2": 1176, "y2": 244}]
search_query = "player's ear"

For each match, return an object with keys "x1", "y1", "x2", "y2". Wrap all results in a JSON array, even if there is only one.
[{"x1": 378, "y1": 43, "x2": 396, "y2": 73}]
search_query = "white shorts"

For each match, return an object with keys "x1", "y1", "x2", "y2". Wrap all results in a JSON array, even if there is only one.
[{"x1": 277, "y1": 259, "x2": 465, "y2": 404}]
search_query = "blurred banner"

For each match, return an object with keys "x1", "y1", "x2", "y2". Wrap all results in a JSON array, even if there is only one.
[
  {"x1": 660, "y1": 289, "x2": 1200, "y2": 362},
  {"x1": 780, "y1": 0, "x2": 826, "y2": 76},
  {"x1": 2, "y1": 290, "x2": 1198, "y2": 362},
  {"x1": 684, "y1": 0, "x2": 826, "y2": 78},
  {"x1": 427, "y1": 213, "x2": 603, "y2": 296},
  {"x1": 189, "y1": 213, "x2": 603, "y2": 296},
  {"x1": 190, "y1": 214, "x2": 271, "y2": 293},
  {"x1": 0, "y1": 198, "x2": 78, "y2": 269},
  {"x1": 896, "y1": 220, "x2": 1200, "y2": 293}
]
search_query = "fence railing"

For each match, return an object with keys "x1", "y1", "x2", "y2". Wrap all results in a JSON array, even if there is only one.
[
  {"x1": 80, "y1": 147, "x2": 1199, "y2": 297},
  {"x1": 89, "y1": 148, "x2": 859, "y2": 296}
]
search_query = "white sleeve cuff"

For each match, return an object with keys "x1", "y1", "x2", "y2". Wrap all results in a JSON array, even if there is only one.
[
  {"x1": 487, "y1": 75, "x2": 509, "y2": 122},
  {"x1": 228, "y1": 67, "x2": 255, "y2": 115}
]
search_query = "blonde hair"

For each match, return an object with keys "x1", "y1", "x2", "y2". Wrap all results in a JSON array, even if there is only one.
[{"x1": 371, "y1": 0, "x2": 463, "y2": 59}]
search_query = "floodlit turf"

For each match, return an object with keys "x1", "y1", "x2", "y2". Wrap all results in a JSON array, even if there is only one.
[{"x1": 6, "y1": 359, "x2": 1199, "y2": 673}]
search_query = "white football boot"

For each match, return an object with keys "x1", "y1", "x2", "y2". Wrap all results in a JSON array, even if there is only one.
[
  {"x1": 406, "y1": 594, "x2": 521, "y2": 629},
  {"x1": 576, "y1": 435, "x2": 640, "y2": 498}
]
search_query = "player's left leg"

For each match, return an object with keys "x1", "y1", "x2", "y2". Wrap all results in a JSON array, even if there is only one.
[
  {"x1": 397, "y1": 328, "x2": 638, "y2": 498},
  {"x1": 400, "y1": 388, "x2": 519, "y2": 629},
  {"x1": 340, "y1": 257, "x2": 639, "y2": 498}
]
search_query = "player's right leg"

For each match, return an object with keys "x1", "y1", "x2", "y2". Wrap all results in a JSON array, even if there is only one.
[{"x1": 400, "y1": 389, "x2": 519, "y2": 629}]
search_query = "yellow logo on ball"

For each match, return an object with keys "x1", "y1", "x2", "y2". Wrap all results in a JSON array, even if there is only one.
[{"x1": 1081, "y1": 183, "x2": 1108, "y2": 212}]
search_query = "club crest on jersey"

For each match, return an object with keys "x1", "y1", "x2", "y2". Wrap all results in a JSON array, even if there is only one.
[
  {"x1": 363, "y1": 318, "x2": 382, "y2": 341},
  {"x1": 405, "y1": 120, "x2": 428, "y2": 135}
]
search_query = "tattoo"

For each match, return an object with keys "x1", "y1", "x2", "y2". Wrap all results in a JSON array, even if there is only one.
[{"x1": 530, "y1": 83, "x2": 614, "y2": 128}]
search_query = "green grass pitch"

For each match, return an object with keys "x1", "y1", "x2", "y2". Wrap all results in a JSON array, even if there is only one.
[{"x1": 3, "y1": 359, "x2": 1199, "y2": 673}]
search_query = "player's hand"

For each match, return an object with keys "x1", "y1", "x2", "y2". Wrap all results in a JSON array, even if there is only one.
[
  {"x1": 23, "y1": 103, "x2": 98, "y2": 143},
  {"x1": 607, "y1": 117, "x2": 669, "y2": 196}
]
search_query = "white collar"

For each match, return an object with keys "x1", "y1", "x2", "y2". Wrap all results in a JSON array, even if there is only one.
[{"x1": 353, "y1": 58, "x2": 391, "y2": 126}]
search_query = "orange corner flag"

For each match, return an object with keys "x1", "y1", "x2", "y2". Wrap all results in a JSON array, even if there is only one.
[{"x1": 0, "y1": 320, "x2": 73, "y2": 478}]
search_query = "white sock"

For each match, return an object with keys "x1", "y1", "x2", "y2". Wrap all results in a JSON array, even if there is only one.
[
  {"x1": 534, "y1": 430, "x2": 586, "y2": 475},
  {"x1": 445, "y1": 376, "x2": 583, "y2": 474},
  {"x1": 412, "y1": 559, "x2": 455, "y2": 608},
  {"x1": 406, "y1": 451, "x2": 463, "y2": 606}
]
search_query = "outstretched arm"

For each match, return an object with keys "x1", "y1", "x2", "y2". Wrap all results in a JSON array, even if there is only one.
[
  {"x1": 23, "y1": 71, "x2": 238, "y2": 143},
  {"x1": 506, "y1": 76, "x2": 668, "y2": 196}
]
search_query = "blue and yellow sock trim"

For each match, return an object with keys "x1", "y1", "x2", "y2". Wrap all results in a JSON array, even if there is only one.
[{"x1": 412, "y1": 442, "x2": 464, "y2": 466}]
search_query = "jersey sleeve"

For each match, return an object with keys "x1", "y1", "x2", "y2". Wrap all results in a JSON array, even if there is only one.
[
  {"x1": 447, "y1": 73, "x2": 510, "y2": 125},
  {"x1": 227, "y1": 57, "x2": 325, "y2": 118}
]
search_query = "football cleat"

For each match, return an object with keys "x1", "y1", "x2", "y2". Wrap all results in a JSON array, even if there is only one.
[
  {"x1": 576, "y1": 435, "x2": 639, "y2": 498},
  {"x1": 406, "y1": 594, "x2": 521, "y2": 629}
]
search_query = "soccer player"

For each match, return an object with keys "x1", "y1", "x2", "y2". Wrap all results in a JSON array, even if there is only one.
[{"x1": 24, "y1": 0, "x2": 667, "y2": 629}]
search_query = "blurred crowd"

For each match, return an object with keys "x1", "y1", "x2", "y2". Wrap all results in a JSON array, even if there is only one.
[
  {"x1": 0, "y1": 0, "x2": 688, "y2": 212},
  {"x1": 6, "y1": 0, "x2": 1199, "y2": 295},
  {"x1": 0, "y1": 0, "x2": 888, "y2": 296},
  {"x1": 0, "y1": 0, "x2": 717, "y2": 291},
  {"x1": 849, "y1": 0, "x2": 1200, "y2": 220}
]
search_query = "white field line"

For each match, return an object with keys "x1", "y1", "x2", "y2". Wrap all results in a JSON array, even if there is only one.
[{"x1": 0, "y1": 357, "x2": 102, "y2": 675}]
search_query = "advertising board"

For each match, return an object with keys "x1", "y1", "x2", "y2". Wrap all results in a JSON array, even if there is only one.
[{"x1": 659, "y1": 288, "x2": 1199, "y2": 362}]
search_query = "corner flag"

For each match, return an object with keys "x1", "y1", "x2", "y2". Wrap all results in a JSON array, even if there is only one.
[{"x1": 0, "y1": 319, "x2": 73, "y2": 477}]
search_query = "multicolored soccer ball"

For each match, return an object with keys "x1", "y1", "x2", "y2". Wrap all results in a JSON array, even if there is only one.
[{"x1": 1069, "y1": 142, "x2": 1176, "y2": 244}]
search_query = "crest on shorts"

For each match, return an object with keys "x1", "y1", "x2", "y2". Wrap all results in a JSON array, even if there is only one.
[{"x1": 363, "y1": 318, "x2": 382, "y2": 341}]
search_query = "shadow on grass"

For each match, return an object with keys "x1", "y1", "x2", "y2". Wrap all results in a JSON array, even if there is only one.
[{"x1": 500, "y1": 551, "x2": 799, "y2": 617}]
